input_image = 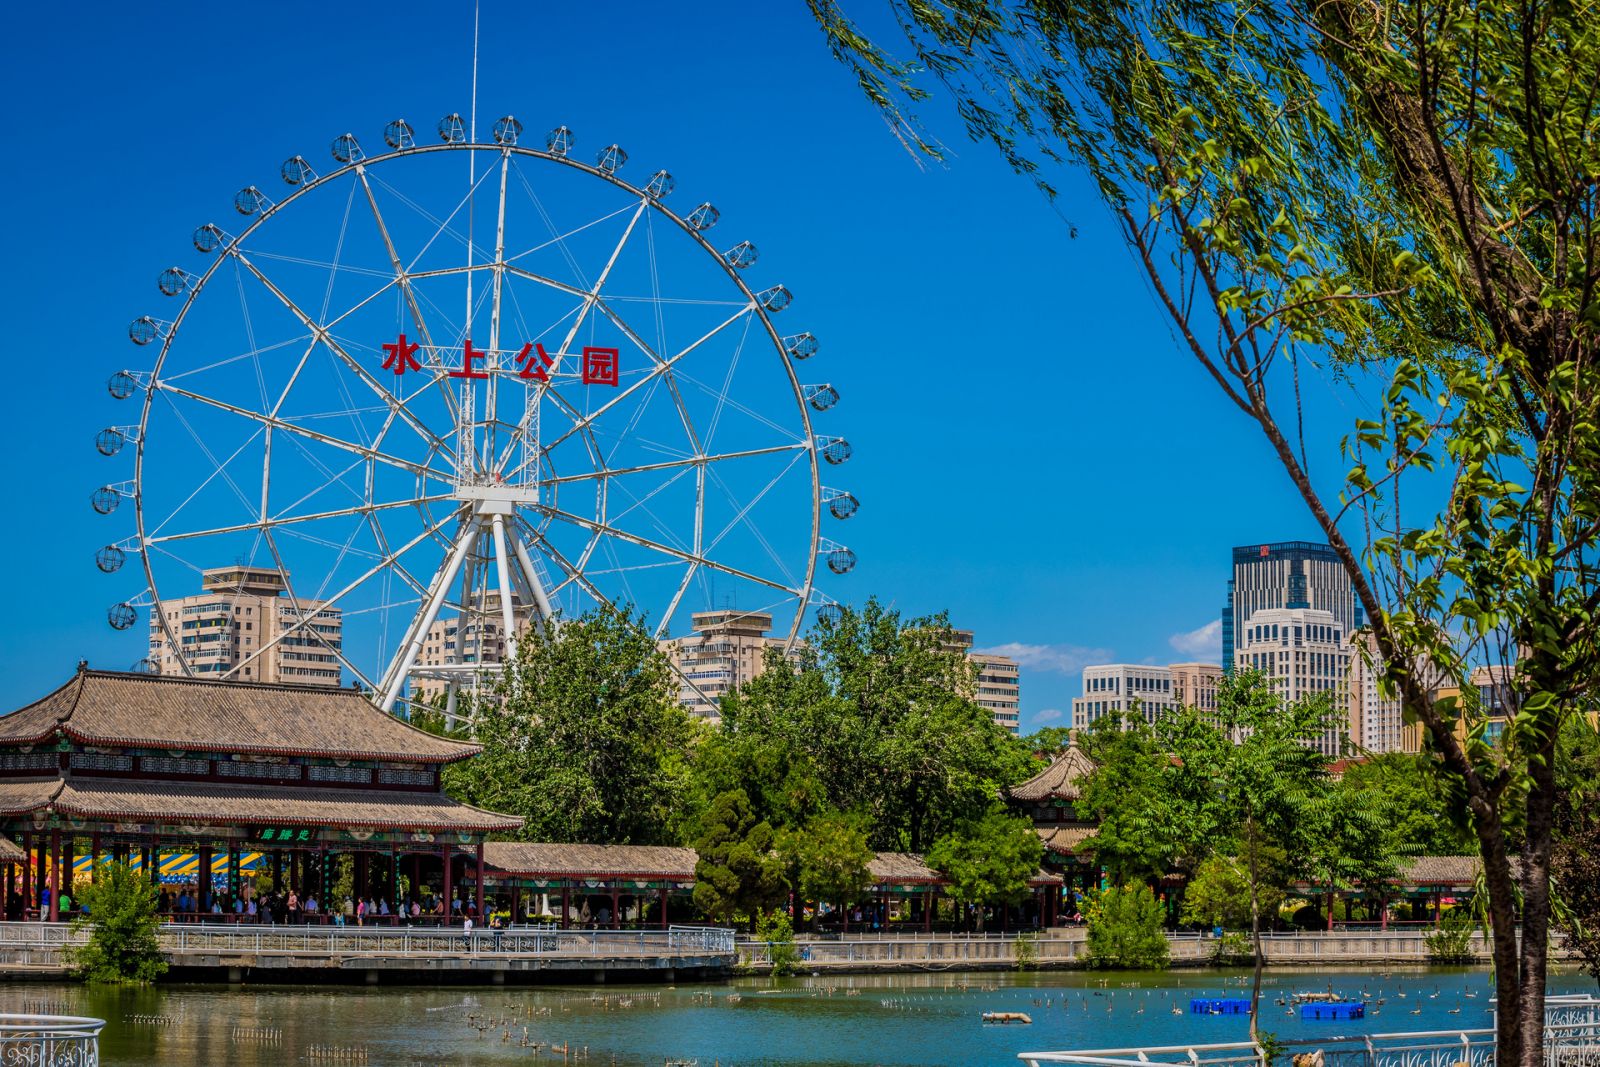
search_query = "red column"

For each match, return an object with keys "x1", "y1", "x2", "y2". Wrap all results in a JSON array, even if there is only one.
[
  {"x1": 19, "y1": 834, "x2": 31, "y2": 916},
  {"x1": 441, "y1": 848, "x2": 453, "y2": 925},
  {"x1": 610, "y1": 886, "x2": 620, "y2": 929},
  {"x1": 34, "y1": 836, "x2": 46, "y2": 915},
  {"x1": 47, "y1": 831, "x2": 61, "y2": 922},
  {"x1": 924, "y1": 889, "x2": 934, "y2": 932},
  {"x1": 89, "y1": 834, "x2": 100, "y2": 885},
  {"x1": 659, "y1": 888, "x2": 668, "y2": 929},
  {"x1": 561, "y1": 885, "x2": 570, "y2": 929},
  {"x1": 199, "y1": 846, "x2": 212, "y2": 918},
  {"x1": 475, "y1": 841, "x2": 485, "y2": 920}
]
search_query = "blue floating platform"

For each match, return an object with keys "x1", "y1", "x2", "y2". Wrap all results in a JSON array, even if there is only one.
[
  {"x1": 1301, "y1": 1002, "x2": 1366, "y2": 1020},
  {"x1": 1190, "y1": 998, "x2": 1253, "y2": 1015}
]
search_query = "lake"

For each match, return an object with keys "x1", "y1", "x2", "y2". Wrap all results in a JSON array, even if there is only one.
[{"x1": 7, "y1": 966, "x2": 1596, "y2": 1066}]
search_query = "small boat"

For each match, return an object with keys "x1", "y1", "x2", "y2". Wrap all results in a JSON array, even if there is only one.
[{"x1": 981, "y1": 1012, "x2": 1033, "y2": 1024}]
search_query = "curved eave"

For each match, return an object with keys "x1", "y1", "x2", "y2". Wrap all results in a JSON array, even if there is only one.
[
  {"x1": 59, "y1": 726, "x2": 482, "y2": 765},
  {"x1": 51, "y1": 796, "x2": 521, "y2": 834}
]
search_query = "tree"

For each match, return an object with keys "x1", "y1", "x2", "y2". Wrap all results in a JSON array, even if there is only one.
[
  {"x1": 925, "y1": 806, "x2": 1045, "y2": 930},
  {"x1": 778, "y1": 812, "x2": 874, "y2": 916},
  {"x1": 1183, "y1": 852, "x2": 1287, "y2": 931},
  {"x1": 1160, "y1": 672, "x2": 1349, "y2": 1036},
  {"x1": 66, "y1": 862, "x2": 166, "y2": 985},
  {"x1": 808, "y1": 1, "x2": 1600, "y2": 1060},
  {"x1": 1084, "y1": 884, "x2": 1170, "y2": 969},
  {"x1": 1338, "y1": 754, "x2": 1473, "y2": 857},
  {"x1": 693, "y1": 789, "x2": 789, "y2": 927},
  {"x1": 705, "y1": 599, "x2": 1034, "y2": 852},
  {"x1": 1075, "y1": 711, "x2": 1196, "y2": 884},
  {"x1": 1552, "y1": 719, "x2": 1600, "y2": 984},
  {"x1": 434, "y1": 603, "x2": 697, "y2": 845}
]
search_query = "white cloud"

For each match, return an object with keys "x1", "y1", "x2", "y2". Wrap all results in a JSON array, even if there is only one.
[
  {"x1": 972, "y1": 642, "x2": 1114, "y2": 675},
  {"x1": 1032, "y1": 708, "x2": 1064, "y2": 724},
  {"x1": 1169, "y1": 618, "x2": 1223, "y2": 659}
]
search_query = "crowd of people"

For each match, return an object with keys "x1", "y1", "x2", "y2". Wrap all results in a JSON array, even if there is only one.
[{"x1": 152, "y1": 885, "x2": 494, "y2": 925}]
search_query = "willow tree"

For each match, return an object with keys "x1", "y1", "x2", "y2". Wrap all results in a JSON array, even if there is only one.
[{"x1": 807, "y1": 0, "x2": 1600, "y2": 1060}]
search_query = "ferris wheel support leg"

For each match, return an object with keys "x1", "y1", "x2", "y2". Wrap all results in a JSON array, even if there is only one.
[
  {"x1": 489, "y1": 513, "x2": 519, "y2": 664},
  {"x1": 511, "y1": 532, "x2": 557, "y2": 633},
  {"x1": 444, "y1": 682, "x2": 460, "y2": 731},
  {"x1": 378, "y1": 523, "x2": 478, "y2": 713}
]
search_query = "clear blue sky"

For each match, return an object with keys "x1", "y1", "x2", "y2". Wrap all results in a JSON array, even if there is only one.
[{"x1": 0, "y1": 1, "x2": 1363, "y2": 729}]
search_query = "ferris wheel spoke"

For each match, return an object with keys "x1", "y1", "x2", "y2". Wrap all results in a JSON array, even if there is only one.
[
  {"x1": 228, "y1": 250, "x2": 452, "y2": 456},
  {"x1": 539, "y1": 506, "x2": 802, "y2": 596},
  {"x1": 356, "y1": 167, "x2": 462, "y2": 426},
  {"x1": 145, "y1": 494, "x2": 454, "y2": 546},
  {"x1": 155, "y1": 381, "x2": 443, "y2": 480},
  {"x1": 497, "y1": 303, "x2": 756, "y2": 480},
  {"x1": 706, "y1": 461, "x2": 804, "y2": 589},
  {"x1": 538, "y1": 443, "x2": 808, "y2": 487},
  {"x1": 228, "y1": 507, "x2": 464, "y2": 685}
]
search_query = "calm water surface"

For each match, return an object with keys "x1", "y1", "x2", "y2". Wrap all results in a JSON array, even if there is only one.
[{"x1": 5, "y1": 967, "x2": 1596, "y2": 1066}]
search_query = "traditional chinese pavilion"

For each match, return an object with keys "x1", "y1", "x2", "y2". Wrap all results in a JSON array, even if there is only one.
[
  {"x1": 0, "y1": 666, "x2": 520, "y2": 921},
  {"x1": 1007, "y1": 745, "x2": 1101, "y2": 899},
  {"x1": 481, "y1": 842, "x2": 698, "y2": 928}
]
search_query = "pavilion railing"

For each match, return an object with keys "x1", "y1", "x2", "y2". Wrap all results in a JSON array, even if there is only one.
[
  {"x1": 0, "y1": 1014, "x2": 104, "y2": 1067},
  {"x1": 0, "y1": 921, "x2": 735, "y2": 959}
]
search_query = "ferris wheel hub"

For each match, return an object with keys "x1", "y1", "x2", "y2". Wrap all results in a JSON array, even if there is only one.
[{"x1": 453, "y1": 482, "x2": 540, "y2": 511}]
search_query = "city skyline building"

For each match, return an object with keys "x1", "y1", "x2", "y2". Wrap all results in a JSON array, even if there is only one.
[
  {"x1": 1233, "y1": 605, "x2": 1351, "y2": 757},
  {"x1": 1070, "y1": 664, "x2": 1177, "y2": 731},
  {"x1": 950, "y1": 630, "x2": 1021, "y2": 735},
  {"x1": 1222, "y1": 542, "x2": 1363, "y2": 674},
  {"x1": 1168, "y1": 662, "x2": 1224, "y2": 722},
  {"x1": 659, "y1": 610, "x2": 790, "y2": 723},
  {"x1": 148, "y1": 566, "x2": 343, "y2": 687}
]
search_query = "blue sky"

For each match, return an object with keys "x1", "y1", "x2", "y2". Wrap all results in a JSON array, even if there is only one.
[{"x1": 0, "y1": 1, "x2": 1363, "y2": 729}]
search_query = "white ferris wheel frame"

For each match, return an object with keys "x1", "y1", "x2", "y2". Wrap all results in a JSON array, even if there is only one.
[{"x1": 114, "y1": 130, "x2": 840, "y2": 715}]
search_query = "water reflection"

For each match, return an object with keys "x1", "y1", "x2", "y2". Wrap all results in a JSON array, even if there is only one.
[{"x1": 9, "y1": 967, "x2": 1594, "y2": 1067}]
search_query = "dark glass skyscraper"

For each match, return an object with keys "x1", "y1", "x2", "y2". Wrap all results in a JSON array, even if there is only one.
[{"x1": 1221, "y1": 541, "x2": 1363, "y2": 673}]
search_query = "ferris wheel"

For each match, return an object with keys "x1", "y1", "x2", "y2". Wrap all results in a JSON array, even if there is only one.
[{"x1": 92, "y1": 114, "x2": 855, "y2": 713}]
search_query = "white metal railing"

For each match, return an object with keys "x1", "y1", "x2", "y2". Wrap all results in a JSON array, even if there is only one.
[
  {"x1": 1020, "y1": 1013, "x2": 1600, "y2": 1067},
  {"x1": 0, "y1": 1014, "x2": 104, "y2": 1067},
  {"x1": 0, "y1": 921, "x2": 734, "y2": 959}
]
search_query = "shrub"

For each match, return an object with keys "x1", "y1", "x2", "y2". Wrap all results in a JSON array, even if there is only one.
[
  {"x1": 65, "y1": 862, "x2": 167, "y2": 985},
  {"x1": 755, "y1": 908, "x2": 800, "y2": 977},
  {"x1": 1085, "y1": 884, "x2": 1170, "y2": 970},
  {"x1": 1424, "y1": 909, "x2": 1476, "y2": 963}
]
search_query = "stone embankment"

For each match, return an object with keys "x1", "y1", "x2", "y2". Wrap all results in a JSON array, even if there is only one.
[{"x1": 736, "y1": 928, "x2": 1567, "y2": 974}]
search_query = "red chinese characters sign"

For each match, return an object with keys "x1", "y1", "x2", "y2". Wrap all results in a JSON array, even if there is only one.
[{"x1": 379, "y1": 335, "x2": 619, "y2": 386}]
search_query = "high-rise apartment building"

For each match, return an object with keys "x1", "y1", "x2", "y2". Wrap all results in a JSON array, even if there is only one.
[
  {"x1": 1234, "y1": 606, "x2": 1351, "y2": 756},
  {"x1": 1070, "y1": 664, "x2": 1177, "y2": 730},
  {"x1": 1222, "y1": 542, "x2": 1362, "y2": 673},
  {"x1": 950, "y1": 630, "x2": 1021, "y2": 734},
  {"x1": 660, "y1": 610, "x2": 790, "y2": 723},
  {"x1": 148, "y1": 566, "x2": 343, "y2": 686}
]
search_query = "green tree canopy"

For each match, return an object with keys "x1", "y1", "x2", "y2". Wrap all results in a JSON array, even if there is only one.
[
  {"x1": 430, "y1": 603, "x2": 697, "y2": 845},
  {"x1": 1075, "y1": 710, "x2": 1197, "y2": 884},
  {"x1": 693, "y1": 789, "x2": 789, "y2": 927},
  {"x1": 700, "y1": 599, "x2": 1033, "y2": 851},
  {"x1": 1182, "y1": 851, "x2": 1288, "y2": 931},
  {"x1": 1337, "y1": 754, "x2": 1473, "y2": 857},
  {"x1": 778, "y1": 812, "x2": 875, "y2": 908},
  {"x1": 925, "y1": 805, "x2": 1045, "y2": 929}
]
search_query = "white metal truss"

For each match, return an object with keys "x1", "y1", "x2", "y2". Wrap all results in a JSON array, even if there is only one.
[{"x1": 97, "y1": 126, "x2": 857, "y2": 715}]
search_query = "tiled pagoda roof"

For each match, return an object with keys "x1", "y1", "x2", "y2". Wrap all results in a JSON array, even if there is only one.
[
  {"x1": 0, "y1": 668, "x2": 479, "y2": 764},
  {"x1": 0, "y1": 777, "x2": 521, "y2": 834},
  {"x1": 1008, "y1": 746, "x2": 1098, "y2": 802},
  {"x1": 484, "y1": 843, "x2": 698, "y2": 879}
]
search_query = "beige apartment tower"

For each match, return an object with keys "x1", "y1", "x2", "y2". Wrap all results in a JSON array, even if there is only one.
[
  {"x1": 148, "y1": 566, "x2": 343, "y2": 686},
  {"x1": 660, "y1": 610, "x2": 790, "y2": 723},
  {"x1": 945, "y1": 630, "x2": 1022, "y2": 735}
]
